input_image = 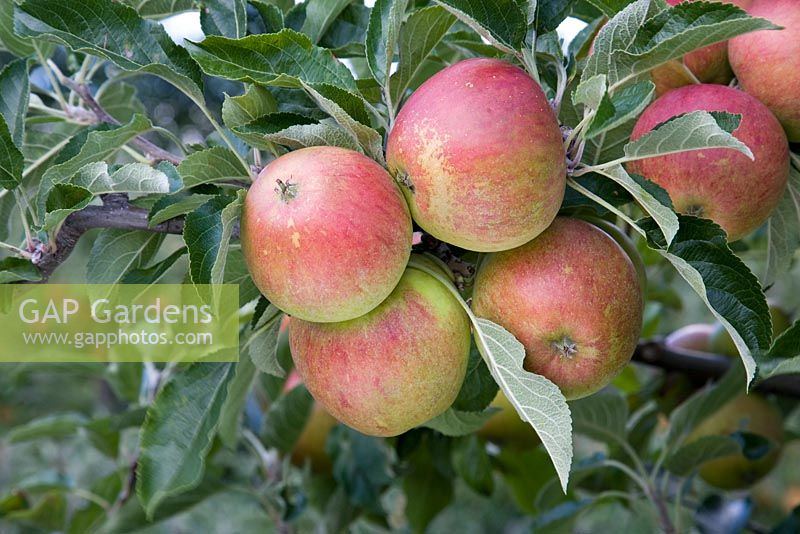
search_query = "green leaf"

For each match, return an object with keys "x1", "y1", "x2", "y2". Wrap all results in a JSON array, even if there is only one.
[
  {"x1": 390, "y1": 6, "x2": 456, "y2": 105},
  {"x1": 149, "y1": 191, "x2": 218, "y2": 227},
  {"x1": 96, "y1": 81, "x2": 147, "y2": 123},
  {"x1": 35, "y1": 115, "x2": 153, "y2": 222},
  {"x1": 319, "y1": 2, "x2": 370, "y2": 56},
  {"x1": 642, "y1": 216, "x2": 770, "y2": 386},
  {"x1": 536, "y1": 0, "x2": 577, "y2": 34},
  {"x1": 136, "y1": 363, "x2": 236, "y2": 518},
  {"x1": 186, "y1": 29, "x2": 358, "y2": 91},
  {"x1": 755, "y1": 321, "x2": 800, "y2": 378},
  {"x1": 70, "y1": 161, "x2": 171, "y2": 195},
  {"x1": 301, "y1": 81, "x2": 385, "y2": 164},
  {"x1": 570, "y1": 389, "x2": 628, "y2": 445},
  {"x1": 402, "y1": 435, "x2": 453, "y2": 531},
  {"x1": 119, "y1": 0, "x2": 196, "y2": 18},
  {"x1": 666, "y1": 360, "x2": 744, "y2": 449},
  {"x1": 200, "y1": 0, "x2": 248, "y2": 39},
  {"x1": 221, "y1": 85, "x2": 279, "y2": 129},
  {"x1": 366, "y1": 0, "x2": 408, "y2": 89},
  {"x1": 247, "y1": 305, "x2": 285, "y2": 376},
  {"x1": 764, "y1": 164, "x2": 800, "y2": 288},
  {"x1": 233, "y1": 113, "x2": 360, "y2": 151},
  {"x1": 301, "y1": 0, "x2": 352, "y2": 43},
  {"x1": 261, "y1": 382, "x2": 313, "y2": 451},
  {"x1": 664, "y1": 435, "x2": 740, "y2": 476},
  {"x1": 86, "y1": 229, "x2": 164, "y2": 284},
  {"x1": 573, "y1": 74, "x2": 607, "y2": 110},
  {"x1": 0, "y1": 0, "x2": 39, "y2": 56},
  {"x1": 218, "y1": 356, "x2": 257, "y2": 448},
  {"x1": 16, "y1": 0, "x2": 204, "y2": 102},
  {"x1": 623, "y1": 111, "x2": 752, "y2": 162},
  {"x1": 177, "y1": 147, "x2": 250, "y2": 189},
  {"x1": 121, "y1": 246, "x2": 187, "y2": 285},
  {"x1": 0, "y1": 58, "x2": 29, "y2": 146},
  {"x1": 183, "y1": 190, "x2": 245, "y2": 287},
  {"x1": 588, "y1": 165, "x2": 678, "y2": 245},
  {"x1": 584, "y1": 0, "x2": 777, "y2": 89},
  {"x1": 4, "y1": 492, "x2": 66, "y2": 531},
  {"x1": 251, "y1": 0, "x2": 285, "y2": 34},
  {"x1": 41, "y1": 183, "x2": 92, "y2": 231},
  {"x1": 224, "y1": 248, "x2": 260, "y2": 304},
  {"x1": 584, "y1": 0, "x2": 635, "y2": 17},
  {"x1": 0, "y1": 116, "x2": 23, "y2": 190},
  {"x1": 423, "y1": 407, "x2": 496, "y2": 437},
  {"x1": 452, "y1": 434, "x2": 493, "y2": 495},
  {"x1": 0, "y1": 257, "x2": 41, "y2": 283},
  {"x1": 452, "y1": 341, "x2": 499, "y2": 412},
  {"x1": 586, "y1": 80, "x2": 655, "y2": 139},
  {"x1": 433, "y1": 0, "x2": 526, "y2": 52},
  {"x1": 3, "y1": 413, "x2": 87, "y2": 443},
  {"x1": 329, "y1": 426, "x2": 394, "y2": 510},
  {"x1": 473, "y1": 318, "x2": 572, "y2": 492}
]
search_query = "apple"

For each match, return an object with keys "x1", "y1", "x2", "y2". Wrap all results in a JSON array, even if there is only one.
[
  {"x1": 650, "y1": 0, "x2": 753, "y2": 95},
  {"x1": 709, "y1": 303, "x2": 792, "y2": 357},
  {"x1": 729, "y1": 0, "x2": 800, "y2": 141},
  {"x1": 628, "y1": 84, "x2": 789, "y2": 242},
  {"x1": 472, "y1": 217, "x2": 643, "y2": 400},
  {"x1": 479, "y1": 391, "x2": 540, "y2": 449},
  {"x1": 686, "y1": 394, "x2": 784, "y2": 490},
  {"x1": 241, "y1": 146, "x2": 412, "y2": 323},
  {"x1": 664, "y1": 324, "x2": 715, "y2": 353},
  {"x1": 386, "y1": 58, "x2": 566, "y2": 252},
  {"x1": 289, "y1": 261, "x2": 471, "y2": 437}
]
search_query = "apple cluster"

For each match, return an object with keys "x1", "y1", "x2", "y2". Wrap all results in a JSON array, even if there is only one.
[{"x1": 242, "y1": 57, "x2": 645, "y2": 438}]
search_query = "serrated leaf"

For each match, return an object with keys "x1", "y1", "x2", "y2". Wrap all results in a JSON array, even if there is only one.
[
  {"x1": 16, "y1": 0, "x2": 204, "y2": 102},
  {"x1": 584, "y1": 0, "x2": 777, "y2": 89},
  {"x1": 764, "y1": 164, "x2": 800, "y2": 288},
  {"x1": 590, "y1": 165, "x2": 678, "y2": 244},
  {"x1": 573, "y1": 74, "x2": 607, "y2": 110},
  {"x1": 200, "y1": 0, "x2": 247, "y2": 39},
  {"x1": 217, "y1": 356, "x2": 257, "y2": 448},
  {"x1": 247, "y1": 305, "x2": 285, "y2": 376},
  {"x1": 0, "y1": 0, "x2": 38, "y2": 56},
  {"x1": 149, "y1": 192, "x2": 217, "y2": 227},
  {"x1": 301, "y1": 0, "x2": 352, "y2": 43},
  {"x1": 452, "y1": 434, "x2": 493, "y2": 495},
  {"x1": 96, "y1": 82, "x2": 147, "y2": 123},
  {"x1": 177, "y1": 147, "x2": 249, "y2": 189},
  {"x1": 665, "y1": 435, "x2": 740, "y2": 476},
  {"x1": 4, "y1": 413, "x2": 87, "y2": 443},
  {"x1": 0, "y1": 257, "x2": 41, "y2": 283},
  {"x1": 0, "y1": 58, "x2": 29, "y2": 146},
  {"x1": 473, "y1": 318, "x2": 572, "y2": 492},
  {"x1": 41, "y1": 183, "x2": 92, "y2": 231},
  {"x1": 251, "y1": 0, "x2": 285, "y2": 34},
  {"x1": 423, "y1": 407, "x2": 496, "y2": 437},
  {"x1": 570, "y1": 389, "x2": 628, "y2": 445},
  {"x1": 366, "y1": 0, "x2": 408, "y2": 89},
  {"x1": 586, "y1": 80, "x2": 654, "y2": 139},
  {"x1": 119, "y1": 0, "x2": 196, "y2": 18},
  {"x1": 261, "y1": 382, "x2": 313, "y2": 451},
  {"x1": 755, "y1": 321, "x2": 800, "y2": 379},
  {"x1": 136, "y1": 362, "x2": 235, "y2": 518},
  {"x1": 584, "y1": 0, "x2": 635, "y2": 17},
  {"x1": 433, "y1": 0, "x2": 526, "y2": 52},
  {"x1": 301, "y1": 81, "x2": 385, "y2": 164},
  {"x1": 536, "y1": 0, "x2": 576, "y2": 33},
  {"x1": 642, "y1": 216, "x2": 770, "y2": 386},
  {"x1": 623, "y1": 111, "x2": 752, "y2": 162},
  {"x1": 452, "y1": 341, "x2": 499, "y2": 412},
  {"x1": 389, "y1": 5, "x2": 456, "y2": 105},
  {"x1": 233, "y1": 113, "x2": 360, "y2": 151},
  {"x1": 121, "y1": 246, "x2": 187, "y2": 285},
  {"x1": 319, "y1": 2, "x2": 370, "y2": 56},
  {"x1": 186, "y1": 29, "x2": 357, "y2": 91},
  {"x1": 223, "y1": 248, "x2": 260, "y2": 304},
  {"x1": 0, "y1": 116, "x2": 23, "y2": 190},
  {"x1": 70, "y1": 162, "x2": 171, "y2": 195},
  {"x1": 183, "y1": 190, "x2": 245, "y2": 288},
  {"x1": 87, "y1": 229, "x2": 164, "y2": 284},
  {"x1": 221, "y1": 85, "x2": 278, "y2": 129}
]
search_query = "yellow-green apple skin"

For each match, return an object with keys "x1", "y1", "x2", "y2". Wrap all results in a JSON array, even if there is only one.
[
  {"x1": 386, "y1": 58, "x2": 566, "y2": 252},
  {"x1": 289, "y1": 265, "x2": 471, "y2": 437},
  {"x1": 730, "y1": 0, "x2": 800, "y2": 141},
  {"x1": 665, "y1": 324, "x2": 715, "y2": 353},
  {"x1": 628, "y1": 84, "x2": 789, "y2": 242},
  {"x1": 650, "y1": 0, "x2": 753, "y2": 95},
  {"x1": 472, "y1": 218, "x2": 643, "y2": 400},
  {"x1": 479, "y1": 391, "x2": 540, "y2": 449},
  {"x1": 687, "y1": 394, "x2": 784, "y2": 490},
  {"x1": 710, "y1": 304, "x2": 792, "y2": 357},
  {"x1": 241, "y1": 146, "x2": 412, "y2": 323}
]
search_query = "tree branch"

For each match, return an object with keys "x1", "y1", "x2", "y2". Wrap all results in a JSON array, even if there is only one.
[{"x1": 59, "y1": 77, "x2": 184, "y2": 166}]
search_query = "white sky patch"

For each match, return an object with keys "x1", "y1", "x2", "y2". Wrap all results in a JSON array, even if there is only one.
[{"x1": 162, "y1": 12, "x2": 205, "y2": 45}]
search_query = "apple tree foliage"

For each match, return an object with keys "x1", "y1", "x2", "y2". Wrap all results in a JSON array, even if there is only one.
[{"x1": 0, "y1": 0, "x2": 800, "y2": 531}]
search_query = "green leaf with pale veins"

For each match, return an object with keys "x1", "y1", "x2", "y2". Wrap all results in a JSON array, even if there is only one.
[
  {"x1": 261, "y1": 382, "x2": 313, "y2": 451},
  {"x1": 15, "y1": 0, "x2": 204, "y2": 102},
  {"x1": 121, "y1": 247, "x2": 187, "y2": 285},
  {"x1": 218, "y1": 356, "x2": 257, "y2": 448},
  {"x1": 764, "y1": 164, "x2": 800, "y2": 288},
  {"x1": 222, "y1": 85, "x2": 279, "y2": 129},
  {"x1": 642, "y1": 217, "x2": 770, "y2": 387},
  {"x1": 69, "y1": 162, "x2": 171, "y2": 195},
  {"x1": 186, "y1": 29, "x2": 357, "y2": 92},
  {"x1": 0, "y1": 58, "x2": 29, "y2": 146},
  {"x1": 300, "y1": 0, "x2": 353, "y2": 43},
  {"x1": 423, "y1": 407, "x2": 496, "y2": 437},
  {"x1": 247, "y1": 304, "x2": 285, "y2": 376},
  {"x1": 136, "y1": 362, "x2": 236, "y2": 518},
  {"x1": 586, "y1": 80, "x2": 655, "y2": 139},
  {"x1": 0, "y1": 116, "x2": 23, "y2": 190},
  {"x1": 0, "y1": 257, "x2": 41, "y2": 283},
  {"x1": 41, "y1": 183, "x2": 92, "y2": 231},
  {"x1": 366, "y1": 0, "x2": 408, "y2": 88},
  {"x1": 183, "y1": 190, "x2": 245, "y2": 287},
  {"x1": 200, "y1": 0, "x2": 248, "y2": 39},
  {"x1": 177, "y1": 147, "x2": 250, "y2": 189},
  {"x1": 233, "y1": 113, "x2": 360, "y2": 152},
  {"x1": 570, "y1": 389, "x2": 628, "y2": 445},
  {"x1": 86, "y1": 229, "x2": 165, "y2": 284},
  {"x1": 390, "y1": 6, "x2": 455, "y2": 105},
  {"x1": 119, "y1": 0, "x2": 196, "y2": 18},
  {"x1": 149, "y1": 192, "x2": 218, "y2": 227},
  {"x1": 96, "y1": 82, "x2": 147, "y2": 123},
  {"x1": 433, "y1": 0, "x2": 526, "y2": 52}
]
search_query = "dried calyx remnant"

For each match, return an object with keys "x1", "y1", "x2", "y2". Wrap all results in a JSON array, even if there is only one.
[
  {"x1": 552, "y1": 336, "x2": 578, "y2": 359},
  {"x1": 394, "y1": 171, "x2": 415, "y2": 193},
  {"x1": 274, "y1": 179, "x2": 298, "y2": 202}
]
